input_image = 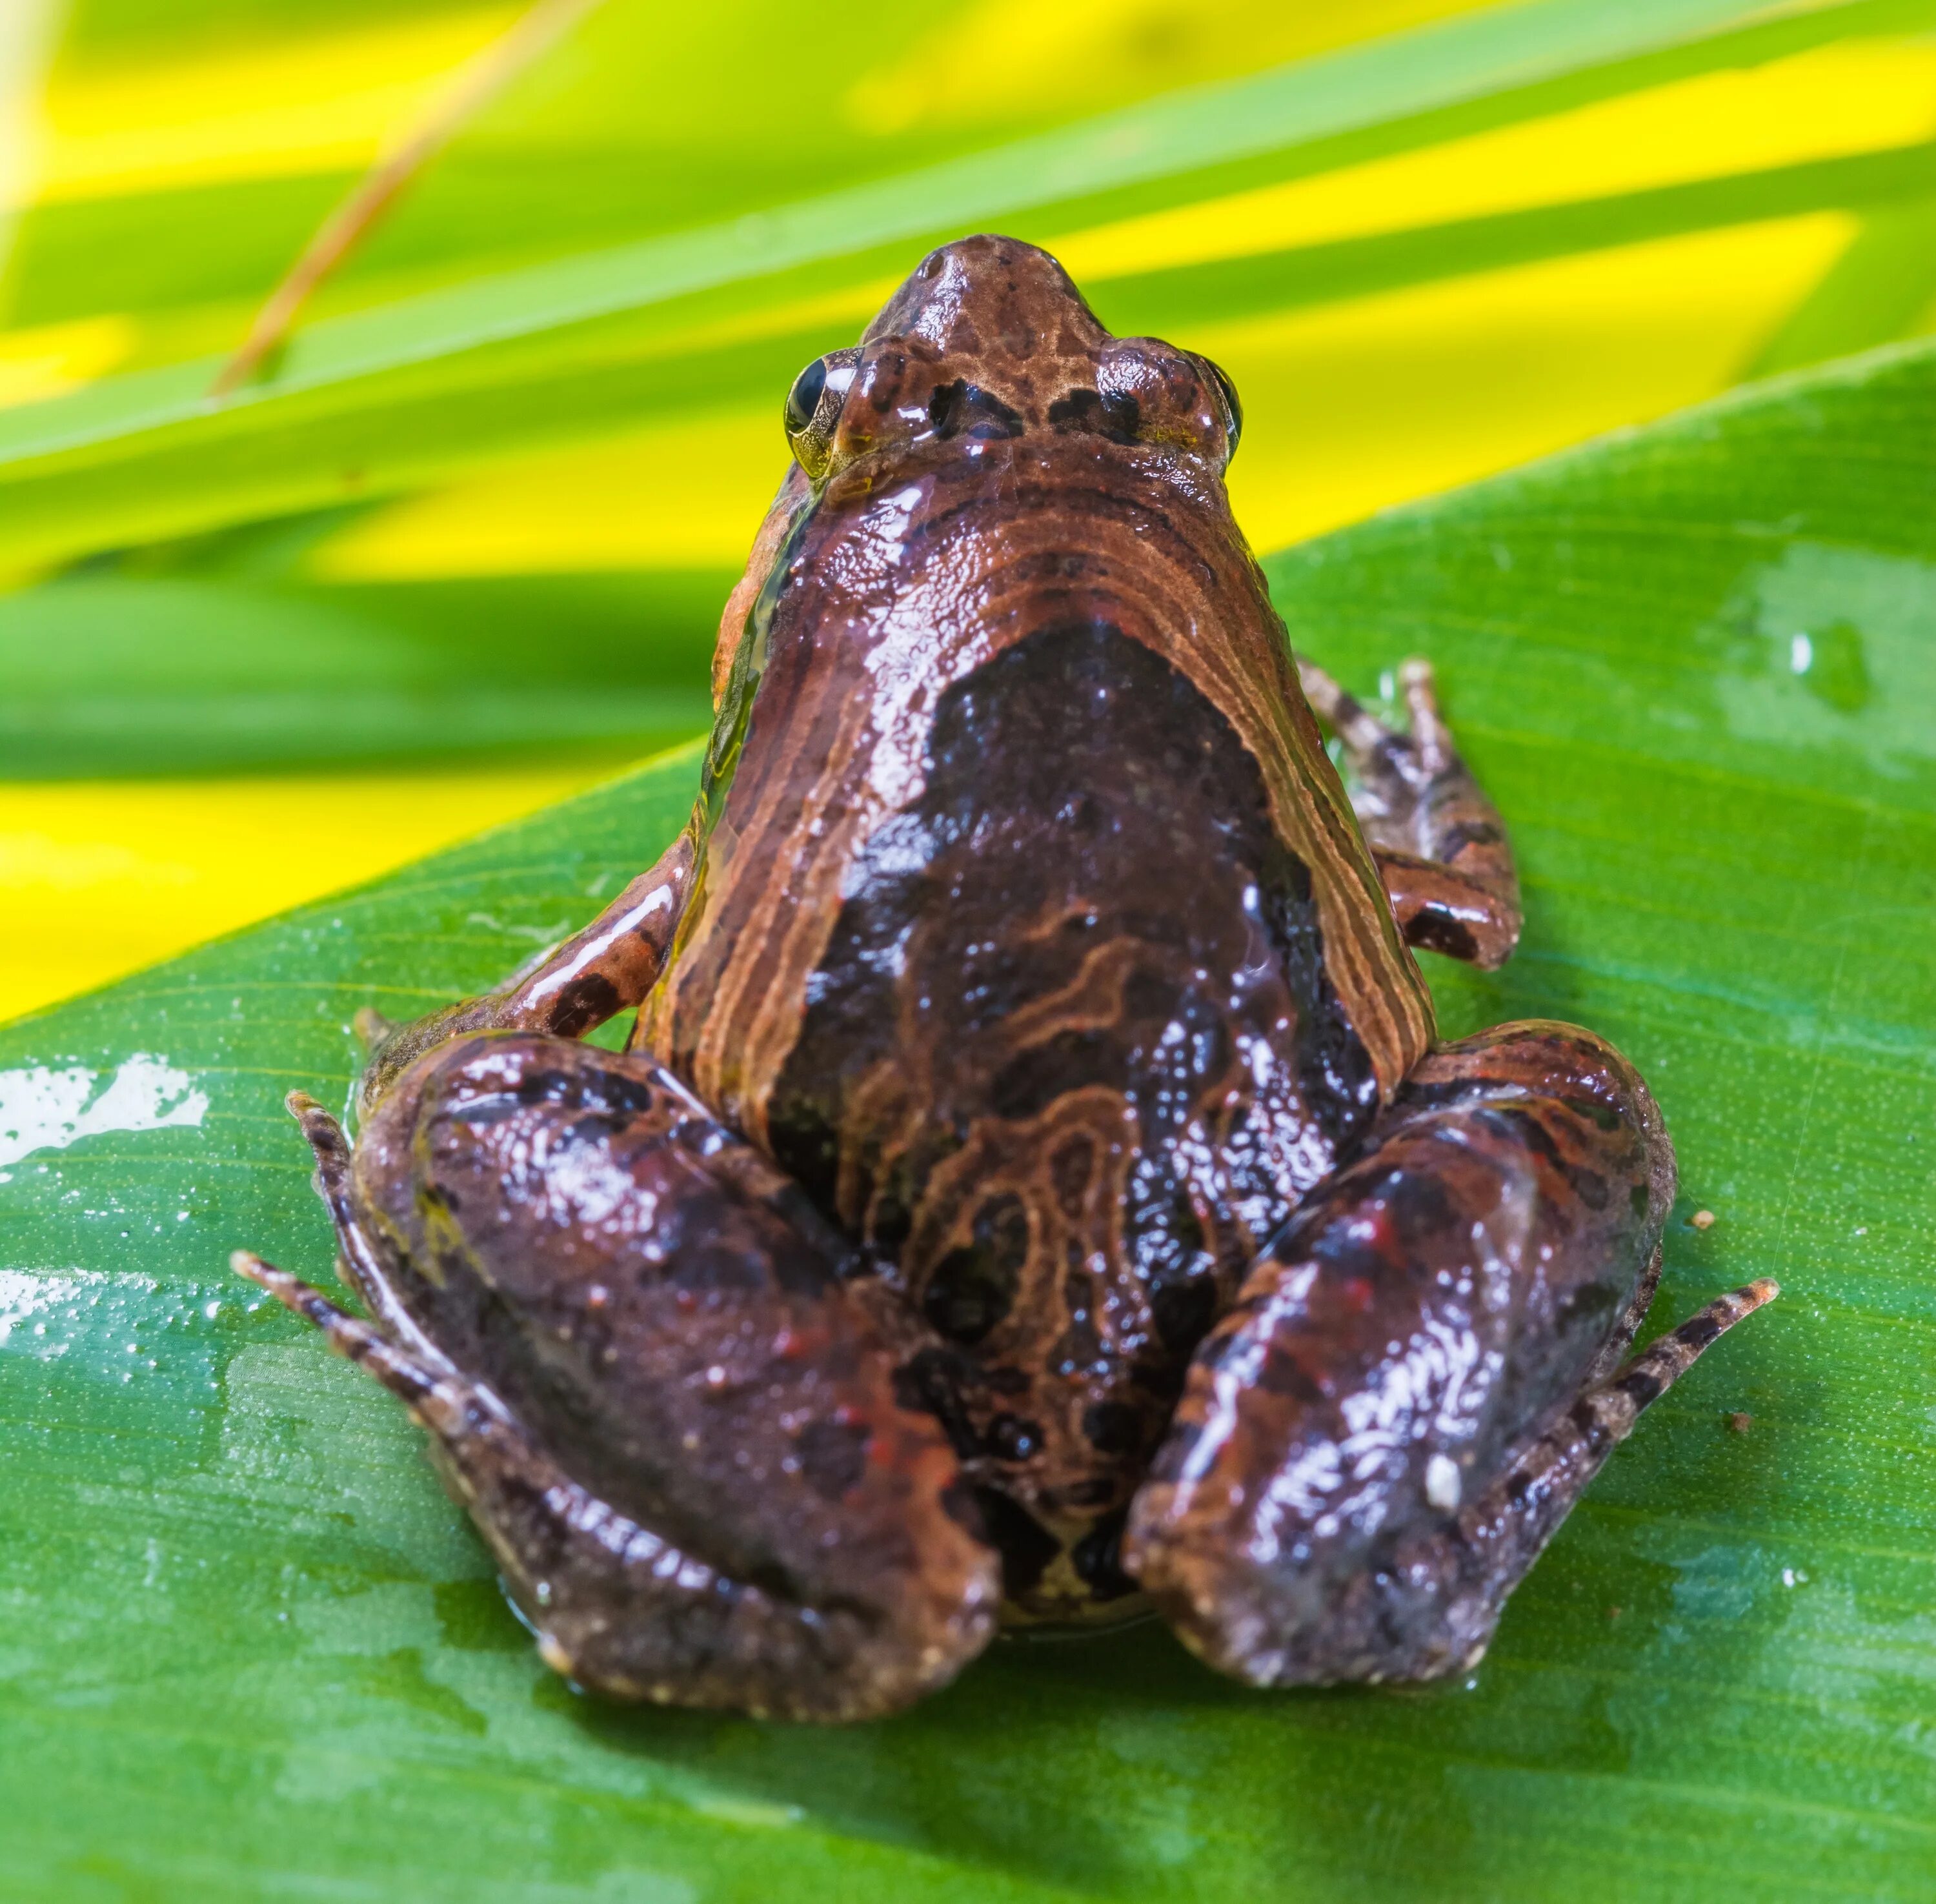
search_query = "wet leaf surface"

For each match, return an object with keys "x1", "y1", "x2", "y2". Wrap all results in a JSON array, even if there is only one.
[{"x1": 1, "y1": 342, "x2": 1933, "y2": 1901}]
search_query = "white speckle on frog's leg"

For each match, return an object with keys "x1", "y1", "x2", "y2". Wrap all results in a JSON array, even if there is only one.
[
  {"x1": 0, "y1": 1054, "x2": 208, "y2": 1169},
  {"x1": 1425, "y1": 1453, "x2": 1462, "y2": 1512}
]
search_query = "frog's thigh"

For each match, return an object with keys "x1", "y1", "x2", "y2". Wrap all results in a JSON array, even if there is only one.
[
  {"x1": 1125, "y1": 1022, "x2": 1766, "y2": 1688},
  {"x1": 254, "y1": 1034, "x2": 1000, "y2": 1723}
]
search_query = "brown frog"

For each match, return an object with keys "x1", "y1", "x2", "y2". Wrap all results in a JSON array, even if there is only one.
[{"x1": 236, "y1": 236, "x2": 1775, "y2": 1722}]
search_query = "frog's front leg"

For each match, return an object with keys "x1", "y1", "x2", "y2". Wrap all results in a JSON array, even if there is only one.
[
  {"x1": 1124, "y1": 1022, "x2": 1776, "y2": 1686},
  {"x1": 239, "y1": 1033, "x2": 999, "y2": 1721},
  {"x1": 1298, "y1": 656, "x2": 1520, "y2": 969},
  {"x1": 356, "y1": 830, "x2": 694, "y2": 1113}
]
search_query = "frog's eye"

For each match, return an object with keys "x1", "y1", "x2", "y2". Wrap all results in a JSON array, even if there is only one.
[
  {"x1": 1202, "y1": 357, "x2": 1242, "y2": 461},
  {"x1": 784, "y1": 360, "x2": 825, "y2": 436},
  {"x1": 783, "y1": 350, "x2": 858, "y2": 479}
]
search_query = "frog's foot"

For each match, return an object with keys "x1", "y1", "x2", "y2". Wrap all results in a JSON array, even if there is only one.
[
  {"x1": 1296, "y1": 655, "x2": 1520, "y2": 969},
  {"x1": 1124, "y1": 1020, "x2": 1777, "y2": 1686},
  {"x1": 241, "y1": 1035, "x2": 1000, "y2": 1723},
  {"x1": 354, "y1": 829, "x2": 695, "y2": 1117}
]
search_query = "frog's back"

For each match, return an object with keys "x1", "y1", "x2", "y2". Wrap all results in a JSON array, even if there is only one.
[{"x1": 640, "y1": 237, "x2": 1434, "y2": 1617}]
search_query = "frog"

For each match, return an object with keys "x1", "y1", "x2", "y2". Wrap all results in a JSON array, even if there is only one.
[{"x1": 236, "y1": 235, "x2": 1776, "y2": 1723}]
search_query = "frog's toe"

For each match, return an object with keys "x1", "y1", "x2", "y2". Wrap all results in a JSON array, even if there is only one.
[
  {"x1": 1293, "y1": 654, "x2": 1414, "y2": 793},
  {"x1": 231, "y1": 1250, "x2": 452, "y2": 1406}
]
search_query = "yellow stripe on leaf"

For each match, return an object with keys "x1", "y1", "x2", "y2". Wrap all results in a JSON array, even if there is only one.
[
  {"x1": 1219, "y1": 214, "x2": 1857, "y2": 551},
  {"x1": 35, "y1": 8, "x2": 519, "y2": 203},
  {"x1": 0, "y1": 764, "x2": 621, "y2": 1022},
  {"x1": 1054, "y1": 35, "x2": 1936, "y2": 283}
]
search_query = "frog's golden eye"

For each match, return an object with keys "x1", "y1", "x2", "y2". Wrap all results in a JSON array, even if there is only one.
[
  {"x1": 783, "y1": 350, "x2": 858, "y2": 479},
  {"x1": 1202, "y1": 357, "x2": 1242, "y2": 461}
]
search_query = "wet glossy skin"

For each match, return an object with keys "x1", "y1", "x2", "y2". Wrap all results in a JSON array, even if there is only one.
[
  {"x1": 659, "y1": 256, "x2": 1424, "y2": 1614},
  {"x1": 241, "y1": 236, "x2": 1775, "y2": 1721}
]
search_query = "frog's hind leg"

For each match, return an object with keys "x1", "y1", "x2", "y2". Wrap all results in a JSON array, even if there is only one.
[
  {"x1": 1297, "y1": 655, "x2": 1520, "y2": 969},
  {"x1": 1422, "y1": 1273, "x2": 1776, "y2": 1657},
  {"x1": 281, "y1": 1088, "x2": 452, "y2": 1359},
  {"x1": 1124, "y1": 1020, "x2": 1777, "y2": 1686},
  {"x1": 242, "y1": 1033, "x2": 1001, "y2": 1723},
  {"x1": 235, "y1": 1247, "x2": 957, "y2": 1714}
]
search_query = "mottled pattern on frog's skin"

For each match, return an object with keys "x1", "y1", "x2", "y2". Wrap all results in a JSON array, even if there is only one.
[
  {"x1": 643, "y1": 238, "x2": 1431, "y2": 1129},
  {"x1": 243, "y1": 232, "x2": 1778, "y2": 1717},
  {"x1": 638, "y1": 237, "x2": 1434, "y2": 1617},
  {"x1": 767, "y1": 621, "x2": 1381, "y2": 1614}
]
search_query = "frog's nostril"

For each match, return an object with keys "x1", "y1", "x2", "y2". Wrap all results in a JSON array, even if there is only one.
[
  {"x1": 1047, "y1": 387, "x2": 1140, "y2": 444},
  {"x1": 928, "y1": 379, "x2": 1025, "y2": 441}
]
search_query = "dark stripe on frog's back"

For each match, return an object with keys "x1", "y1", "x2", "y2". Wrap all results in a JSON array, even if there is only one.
[
  {"x1": 767, "y1": 620, "x2": 1376, "y2": 1616},
  {"x1": 639, "y1": 434, "x2": 1430, "y2": 1155}
]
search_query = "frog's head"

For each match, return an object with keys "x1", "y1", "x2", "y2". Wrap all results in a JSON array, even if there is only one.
[{"x1": 780, "y1": 234, "x2": 1241, "y2": 485}]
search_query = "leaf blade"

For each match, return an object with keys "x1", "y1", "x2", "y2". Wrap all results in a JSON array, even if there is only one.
[
  {"x1": 0, "y1": 0, "x2": 1912, "y2": 573},
  {"x1": 3, "y1": 338, "x2": 1934, "y2": 1899}
]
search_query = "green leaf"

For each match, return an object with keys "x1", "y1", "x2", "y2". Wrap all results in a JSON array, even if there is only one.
[
  {"x1": 0, "y1": 561, "x2": 724, "y2": 778},
  {"x1": 0, "y1": 0, "x2": 1917, "y2": 574},
  {"x1": 4, "y1": 338, "x2": 1933, "y2": 1899},
  {"x1": 1090, "y1": 137, "x2": 1936, "y2": 336},
  {"x1": 1743, "y1": 195, "x2": 1936, "y2": 377}
]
